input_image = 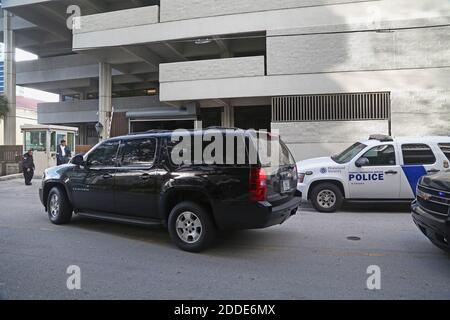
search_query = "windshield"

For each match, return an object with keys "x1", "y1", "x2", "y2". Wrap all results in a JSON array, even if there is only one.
[{"x1": 332, "y1": 142, "x2": 367, "y2": 164}]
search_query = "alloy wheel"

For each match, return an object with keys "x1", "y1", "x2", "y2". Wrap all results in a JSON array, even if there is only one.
[
  {"x1": 317, "y1": 189, "x2": 336, "y2": 209},
  {"x1": 49, "y1": 194, "x2": 60, "y2": 218},
  {"x1": 175, "y1": 211, "x2": 203, "y2": 244}
]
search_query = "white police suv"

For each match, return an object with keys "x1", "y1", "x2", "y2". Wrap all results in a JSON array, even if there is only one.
[{"x1": 297, "y1": 135, "x2": 450, "y2": 212}]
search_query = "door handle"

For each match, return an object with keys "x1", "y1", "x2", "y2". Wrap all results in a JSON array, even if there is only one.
[
  {"x1": 427, "y1": 169, "x2": 440, "y2": 174},
  {"x1": 385, "y1": 170, "x2": 398, "y2": 175},
  {"x1": 140, "y1": 174, "x2": 150, "y2": 180},
  {"x1": 102, "y1": 173, "x2": 113, "y2": 179}
]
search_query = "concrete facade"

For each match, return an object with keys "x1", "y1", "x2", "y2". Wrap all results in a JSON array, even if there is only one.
[
  {"x1": 160, "y1": 56, "x2": 265, "y2": 82},
  {"x1": 272, "y1": 120, "x2": 389, "y2": 160},
  {"x1": 267, "y1": 25, "x2": 450, "y2": 75},
  {"x1": 1, "y1": 0, "x2": 449, "y2": 160},
  {"x1": 159, "y1": 0, "x2": 367, "y2": 22},
  {"x1": 0, "y1": 98, "x2": 39, "y2": 146},
  {"x1": 3, "y1": 10, "x2": 17, "y2": 145},
  {"x1": 76, "y1": 6, "x2": 160, "y2": 34},
  {"x1": 38, "y1": 96, "x2": 177, "y2": 125}
]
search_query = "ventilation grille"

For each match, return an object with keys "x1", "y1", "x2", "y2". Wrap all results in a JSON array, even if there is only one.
[{"x1": 272, "y1": 92, "x2": 390, "y2": 122}]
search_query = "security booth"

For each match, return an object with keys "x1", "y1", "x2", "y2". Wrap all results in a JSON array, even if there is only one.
[{"x1": 20, "y1": 124, "x2": 78, "y2": 177}]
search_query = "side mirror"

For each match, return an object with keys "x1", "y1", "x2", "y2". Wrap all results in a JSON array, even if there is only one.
[
  {"x1": 355, "y1": 157, "x2": 370, "y2": 168},
  {"x1": 71, "y1": 154, "x2": 85, "y2": 166}
]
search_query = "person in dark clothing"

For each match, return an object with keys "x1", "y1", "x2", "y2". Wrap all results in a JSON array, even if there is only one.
[
  {"x1": 56, "y1": 139, "x2": 72, "y2": 165},
  {"x1": 22, "y1": 149, "x2": 35, "y2": 186}
]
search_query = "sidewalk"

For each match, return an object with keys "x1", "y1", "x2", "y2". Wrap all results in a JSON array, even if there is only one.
[{"x1": 0, "y1": 173, "x2": 23, "y2": 182}]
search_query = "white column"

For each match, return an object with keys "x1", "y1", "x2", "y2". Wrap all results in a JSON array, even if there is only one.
[
  {"x1": 222, "y1": 105, "x2": 234, "y2": 127},
  {"x1": 98, "y1": 62, "x2": 112, "y2": 140},
  {"x1": 194, "y1": 120, "x2": 203, "y2": 129},
  {"x1": 3, "y1": 10, "x2": 17, "y2": 145}
]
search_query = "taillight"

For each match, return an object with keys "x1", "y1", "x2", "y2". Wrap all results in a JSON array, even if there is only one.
[{"x1": 250, "y1": 167, "x2": 267, "y2": 202}]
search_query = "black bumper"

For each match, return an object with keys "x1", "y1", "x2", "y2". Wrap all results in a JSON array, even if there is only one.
[
  {"x1": 214, "y1": 196, "x2": 301, "y2": 230},
  {"x1": 39, "y1": 186, "x2": 45, "y2": 207},
  {"x1": 411, "y1": 200, "x2": 450, "y2": 250},
  {"x1": 258, "y1": 196, "x2": 301, "y2": 228}
]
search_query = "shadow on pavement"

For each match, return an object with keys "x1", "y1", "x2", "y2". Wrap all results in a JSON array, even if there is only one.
[
  {"x1": 301, "y1": 200, "x2": 411, "y2": 213},
  {"x1": 65, "y1": 215, "x2": 296, "y2": 256},
  {"x1": 341, "y1": 202, "x2": 411, "y2": 213},
  {"x1": 68, "y1": 215, "x2": 173, "y2": 247}
]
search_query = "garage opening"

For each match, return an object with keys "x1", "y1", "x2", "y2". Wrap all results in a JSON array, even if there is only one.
[
  {"x1": 126, "y1": 105, "x2": 198, "y2": 133},
  {"x1": 130, "y1": 120, "x2": 195, "y2": 133},
  {"x1": 234, "y1": 106, "x2": 271, "y2": 131}
]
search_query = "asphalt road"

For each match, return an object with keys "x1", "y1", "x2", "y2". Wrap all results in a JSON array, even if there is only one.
[{"x1": 0, "y1": 178, "x2": 449, "y2": 300}]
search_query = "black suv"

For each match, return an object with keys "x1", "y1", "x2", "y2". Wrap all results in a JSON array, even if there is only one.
[
  {"x1": 39, "y1": 128, "x2": 301, "y2": 252},
  {"x1": 412, "y1": 172, "x2": 450, "y2": 253}
]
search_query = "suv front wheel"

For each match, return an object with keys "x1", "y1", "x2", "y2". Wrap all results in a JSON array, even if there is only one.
[
  {"x1": 310, "y1": 183, "x2": 344, "y2": 213},
  {"x1": 47, "y1": 186, "x2": 73, "y2": 224},
  {"x1": 168, "y1": 201, "x2": 216, "y2": 252}
]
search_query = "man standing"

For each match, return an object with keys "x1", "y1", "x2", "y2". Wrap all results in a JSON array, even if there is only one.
[
  {"x1": 57, "y1": 139, "x2": 72, "y2": 165},
  {"x1": 22, "y1": 149, "x2": 35, "y2": 186}
]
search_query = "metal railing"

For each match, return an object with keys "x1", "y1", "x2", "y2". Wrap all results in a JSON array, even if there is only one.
[{"x1": 272, "y1": 92, "x2": 391, "y2": 123}]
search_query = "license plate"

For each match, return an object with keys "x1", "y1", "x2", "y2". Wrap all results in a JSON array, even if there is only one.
[{"x1": 282, "y1": 179, "x2": 291, "y2": 192}]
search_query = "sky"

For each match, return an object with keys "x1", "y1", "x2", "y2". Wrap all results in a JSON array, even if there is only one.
[{"x1": 1, "y1": 43, "x2": 60, "y2": 102}]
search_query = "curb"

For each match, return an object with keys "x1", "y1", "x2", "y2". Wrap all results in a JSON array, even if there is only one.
[{"x1": 0, "y1": 173, "x2": 22, "y2": 182}]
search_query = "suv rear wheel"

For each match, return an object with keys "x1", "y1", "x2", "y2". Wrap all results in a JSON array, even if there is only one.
[
  {"x1": 47, "y1": 187, "x2": 73, "y2": 224},
  {"x1": 168, "y1": 201, "x2": 216, "y2": 252},
  {"x1": 310, "y1": 183, "x2": 344, "y2": 213}
]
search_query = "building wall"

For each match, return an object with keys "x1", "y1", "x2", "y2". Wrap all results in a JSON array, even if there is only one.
[
  {"x1": 273, "y1": 120, "x2": 389, "y2": 161},
  {"x1": 160, "y1": 56, "x2": 265, "y2": 82},
  {"x1": 74, "y1": 0, "x2": 450, "y2": 48},
  {"x1": 160, "y1": 68, "x2": 450, "y2": 101},
  {"x1": 76, "y1": 6, "x2": 159, "y2": 33},
  {"x1": 15, "y1": 108, "x2": 38, "y2": 145},
  {"x1": 266, "y1": 18, "x2": 450, "y2": 160},
  {"x1": 159, "y1": 0, "x2": 372, "y2": 22},
  {"x1": 267, "y1": 26, "x2": 450, "y2": 75},
  {"x1": 13, "y1": 0, "x2": 450, "y2": 162},
  {"x1": 391, "y1": 90, "x2": 450, "y2": 137},
  {"x1": 275, "y1": 88, "x2": 450, "y2": 161},
  {"x1": 0, "y1": 108, "x2": 38, "y2": 145},
  {"x1": 38, "y1": 95, "x2": 176, "y2": 125}
]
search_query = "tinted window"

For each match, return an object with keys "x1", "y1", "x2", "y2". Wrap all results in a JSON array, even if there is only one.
[
  {"x1": 168, "y1": 132, "x2": 250, "y2": 166},
  {"x1": 361, "y1": 145, "x2": 396, "y2": 166},
  {"x1": 25, "y1": 131, "x2": 47, "y2": 152},
  {"x1": 438, "y1": 143, "x2": 450, "y2": 161},
  {"x1": 87, "y1": 141, "x2": 120, "y2": 167},
  {"x1": 402, "y1": 144, "x2": 436, "y2": 165},
  {"x1": 255, "y1": 134, "x2": 295, "y2": 167},
  {"x1": 332, "y1": 143, "x2": 367, "y2": 164},
  {"x1": 120, "y1": 138, "x2": 157, "y2": 167}
]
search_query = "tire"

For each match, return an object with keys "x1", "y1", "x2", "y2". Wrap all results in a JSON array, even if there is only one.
[
  {"x1": 47, "y1": 187, "x2": 73, "y2": 225},
  {"x1": 310, "y1": 183, "x2": 344, "y2": 213},
  {"x1": 168, "y1": 201, "x2": 216, "y2": 252}
]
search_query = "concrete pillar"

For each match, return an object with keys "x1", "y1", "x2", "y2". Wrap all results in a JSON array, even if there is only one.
[
  {"x1": 98, "y1": 62, "x2": 112, "y2": 140},
  {"x1": 3, "y1": 10, "x2": 17, "y2": 145},
  {"x1": 222, "y1": 105, "x2": 234, "y2": 127},
  {"x1": 194, "y1": 120, "x2": 202, "y2": 130}
]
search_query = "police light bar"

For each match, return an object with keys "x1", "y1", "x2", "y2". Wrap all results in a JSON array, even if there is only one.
[{"x1": 369, "y1": 134, "x2": 393, "y2": 142}]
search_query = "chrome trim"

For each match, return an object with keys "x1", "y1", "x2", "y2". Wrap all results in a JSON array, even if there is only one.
[
  {"x1": 417, "y1": 204, "x2": 449, "y2": 217},
  {"x1": 421, "y1": 197, "x2": 450, "y2": 207},
  {"x1": 417, "y1": 197, "x2": 450, "y2": 216},
  {"x1": 418, "y1": 184, "x2": 450, "y2": 199}
]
